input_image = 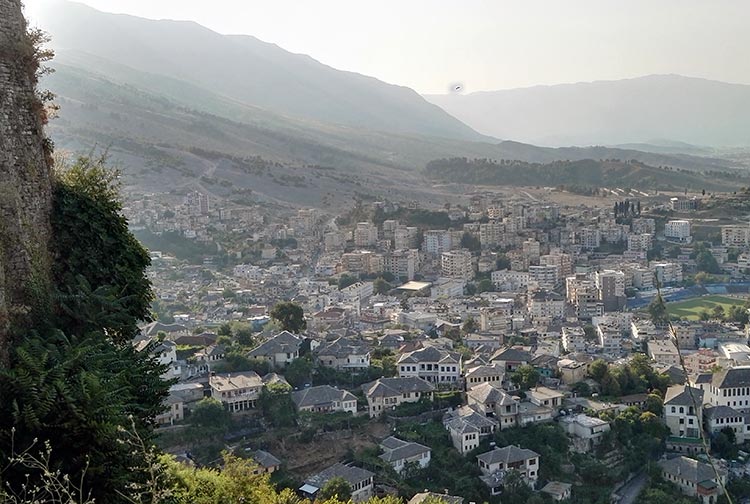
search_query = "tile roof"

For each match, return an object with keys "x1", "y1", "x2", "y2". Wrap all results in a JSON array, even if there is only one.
[
  {"x1": 291, "y1": 385, "x2": 356, "y2": 409},
  {"x1": 362, "y1": 377, "x2": 435, "y2": 398},
  {"x1": 476, "y1": 445, "x2": 540, "y2": 466}
]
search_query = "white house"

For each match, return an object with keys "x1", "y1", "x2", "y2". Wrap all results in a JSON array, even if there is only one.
[{"x1": 378, "y1": 436, "x2": 431, "y2": 473}]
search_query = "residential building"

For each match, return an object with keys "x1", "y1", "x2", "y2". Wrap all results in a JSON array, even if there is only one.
[
  {"x1": 209, "y1": 371, "x2": 264, "y2": 412},
  {"x1": 479, "y1": 300, "x2": 514, "y2": 332},
  {"x1": 528, "y1": 387, "x2": 564, "y2": 413},
  {"x1": 658, "y1": 456, "x2": 725, "y2": 504},
  {"x1": 595, "y1": 269, "x2": 626, "y2": 312},
  {"x1": 467, "y1": 382, "x2": 519, "y2": 428},
  {"x1": 379, "y1": 436, "x2": 431, "y2": 474},
  {"x1": 491, "y1": 270, "x2": 530, "y2": 291},
  {"x1": 722, "y1": 225, "x2": 750, "y2": 248},
  {"x1": 648, "y1": 340, "x2": 680, "y2": 366},
  {"x1": 704, "y1": 405, "x2": 750, "y2": 444},
  {"x1": 559, "y1": 414, "x2": 610, "y2": 452},
  {"x1": 362, "y1": 377, "x2": 436, "y2": 417},
  {"x1": 302, "y1": 463, "x2": 375, "y2": 502},
  {"x1": 529, "y1": 264, "x2": 560, "y2": 290},
  {"x1": 694, "y1": 367, "x2": 750, "y2": 412},
  {"x1": 290, "y1": 385, "x2": 357, "y2": 414},
  {"x1": 528, "y1": 290, "x2": 565, "y2": 322},
  {"x1": 444, "y1": 406, "x2": 499, "y2": 454},
  {"x1": 423, "y1": 230, "x2": 454, "y2": 256},
  {"x1": 251, "y1": 450, "x2": 282, "y2": 474},
  {"x1": 664, "y1": 385, "x2": 703, "y2": 439},
  {"x1": 665, "y1": 220, "x2": 692, "y2": 243},
  {"x1": 580, "y1": 228, "x2": 601, "y2": 250},
  {"x1": 354, "y1": 222, "x2": 378, "y2": 248},
  {"x1": 316, "y1": 338, "x2": 371, "y2": 370},
  {"x1": 476, "y1": 446, "x2": 541, "y2": 495},
  {"x1": 248, "y1": 331, "x2": 304, "y2": 368},
  {"x1": 441, "y1": 250, "x2": 474, "y2": 280},
  {"x1": 561, "y1": 326, "x2": 588, "y2": 353},
  {"x1": 465, "y1": 363, "x2": 506, "y2": 388},
  {"x1": 397, "y1": 346, "x2": 462, "y2": 386},
  {"x1": 540, "y1": 481, "x2": 573, "y2": 501}
]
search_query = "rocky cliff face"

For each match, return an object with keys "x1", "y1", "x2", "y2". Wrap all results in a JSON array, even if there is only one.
[{"x1": 0, "y1": 0, "x2": 54, "y2": 363}]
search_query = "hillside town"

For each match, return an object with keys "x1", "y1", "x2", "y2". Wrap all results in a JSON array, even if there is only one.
[{"x1": 129, "y1": 187, "x2": 750, "y2": 504}]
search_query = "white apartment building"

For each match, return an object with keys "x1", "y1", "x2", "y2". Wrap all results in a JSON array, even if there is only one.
[
  {"x1": 423, "y1": 230, "x2": 454, "y2": 255},
  {"x1": 722, "y1": 225, "x2": 750, "y2": 248},
  {"x1": 441, "y1": 249, "x2": 474, "y2": 280},
  {"x1": 664, "y1": 220, "x2": 691, "y2": 242},
  {"x1": 540, "y1": 252, "x2": 573, "y2": 277},
  {"x1": 627, "y1": 233, "x2": 653, "y2": 252},
  {"x1": 562, "y1": 326, "x2": 587, "y2": 352},
  {"x1": 580, "y1": 227, "x2": 601, "y2": 250},
  {"x1": 529, "y1": 264, "x2": 560, "y2": 290},
  {"x1": 354, "y1": 222, "x2": 378, "y2": 247},
  {"x1": 479, "y1": 222, "x2": 505, "y2": 248},
  {"x1": 491, "y1": 269, "x2": 530, "y2": 291},
  {"x1": 650, "y1": 261, "x2": 683, "y2": 285}
]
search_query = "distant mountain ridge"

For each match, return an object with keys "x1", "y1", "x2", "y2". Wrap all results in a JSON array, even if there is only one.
[
  {"x1": 35, "y1": 0, "x2": 484, "y2": 141},
  {"x1": 425, "y1": 74, "x2": 750, "y2": 147}
]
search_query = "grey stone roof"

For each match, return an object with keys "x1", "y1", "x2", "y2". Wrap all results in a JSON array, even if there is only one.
[
  {"x1": 291, "y1": 385, "x2": 356, "y2": 409},
  {"x1": 248, "y1": 331, "x2": 302, "y2": 358},
  {"x1": 664, "y1": 385, "x2": 704, "y2": 407},
  {"x1": 658, "y1": 456, "x2": 725, "y2": 484},
  {"x1": 704, "y1": 405, "x2": 747, "y2": 421},
  {"x1": 397, "y1": 346, "x2": 461, "y2": 365},
  {"x1": 444, "y1": 406, "x2": 499, "y2": 432},
  {"x1": 252, "y1": 450, "x2": 281, "y2": 468},
  {"x1": 468, "y1": 382, "x2": 516, "y2": 406},
  {"x1": 378, "y1": 436, "x2": 430, "y2": 463},
  {"x1": 362, "y1": 377, "x2": 435, "y2": 398},
  {"x1": 316, "y1": 337, "x2": 369, "y2": 359},
  {"x1": 305, "y1": 462, "x2": 374, "y2": 489},
  {"x1": 408, "y1": 492, "x2": 463, "y2": 504},
  {"x1": 712, "y1": 366, "x2": 750, "y2": 389},
  {"x1": 476, "y1": 445, "x2": 539, "y2": 466},
  {"x1": 490, "y1": 346, "x2": 532, "y2": 363}
]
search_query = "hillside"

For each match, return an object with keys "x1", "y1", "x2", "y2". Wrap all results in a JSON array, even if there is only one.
[
  {"x1": 424, "y1": 157, "x2": 740, "y2": 192},
  {"x1": 425, "y1": 75, "x2": 750, "y2": 147},
  {"x1": 35, "y1": 0, "x2": 483, "y2": 141}
]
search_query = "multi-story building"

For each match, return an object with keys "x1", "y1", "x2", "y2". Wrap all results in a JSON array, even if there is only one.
[
  {"x1": 303, "y1": 463, "x2": 375, "y2": 503},
  {"x1": 354, "y1": 222, "x2": 378, "y2": 248},
  {"x1": 664, "y1": 220, "x2": 692, "y2": 242},
  {"x1": 479, "y1": 222, "x2": 505, "y2": 248},
  {"x1": 597, "y1": 321, "x2": 623, "y2": 355},
  {"x1": 397, "y1": 346, "x2": 462, "y2": 386},
  {"x1": 670, "y1": 197, "x2": 699, "y2": 212},
  {"x1": 522, "y1": 239, "x2": 541, "y2": 264},
  {"x1": 580, "y1": 228, "x2": 601, "y2": 250},
  {"x1": 722, "y1": 225, "x2": 750, "y2": 248},
  {"x1": 248, "y1": 331, "x2": 304, "y2": 368},
  {"x1": 380, "y1": 249, "x2": 417, "y2": 281},
  {"x1": 479, "y1": 299, "x2": 514, "y2": 332},
  {"x1": 342, "y1": 250, "x2": 378, "y2": 275},
  {"x1": 528, "y1": 290, "x2": 565, "y2": 322},
  {"x1": 562, "y1": 326, "x2": 587, "y2": 352},
  {"x1": 362, "y1": 377, "x2": 436, "y2": 417},
  {"x1": 595, "y1": 269, "x2": 626, "y2": 312},
  {"x1": 647, "y1": 340, "x2": 680, "y2": 366},
  {"x1": 491, "y1": 270, "x2": 530, "y2": 291},
  {"x1": 209, "y1": 371, "x2": 264, "y2": 412},
  {"x1": 658, "y1": 457, "x2": 725, "y2": 504},
  {"x1": 444, "y1": 406, "x2": 499, "y2": 454},
  {"x1": 423, "y1": 230, "x2": 454, "y2": 256},
  {"x1": 291, "y1": 385, "x2": 358, "y2": 414},
  {"x1": 650, "y1": 261, "x2": 683, "y2": 285},
  {"x1": 540, "y1": 252, "x2": 573, "y2": 277},
  {"x1": 529, "y1": 264, "x2": 560, "y2": 290},
  {"x1": 632, "y1": 218, "x2": 657, "y2": 234},
  {"x1": 477, "y1": 446, "x2": 541, "y2": 495},
  {"x1": 378, "y1": 437, "x2": 431, "y2": 474},
  {"x1": 694, "y1": 367, "x2": 750, "y2": 412},
  {"x1": 664, "y1": 385, "x2": 704, "y2": 439},
  {"x1": 441, "y1": 249, "x2": 474, "y2": 280},
  {"x1": 627, "y1": 233, "x2": 653, "y2": 252}
]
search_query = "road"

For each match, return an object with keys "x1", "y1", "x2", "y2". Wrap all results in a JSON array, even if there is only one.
[{"x1": 613, "y1": 472, "x2": 647, "y2": 504}]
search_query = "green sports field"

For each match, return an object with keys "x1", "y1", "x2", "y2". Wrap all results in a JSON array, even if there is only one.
[{"x1": 665, "y1": 295, "x2": 748, "y2": 320}]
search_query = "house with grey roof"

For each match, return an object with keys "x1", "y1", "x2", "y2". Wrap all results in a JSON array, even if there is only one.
[
  {"x1": 464, "y1": 363, "x2": 506, "y2": 390},
  {"x1": 301, "y1": 463, "x2": 374, "y2": 502},
  {"x1": 248, "y1": 330, "x2": 303, "y2": 368},
  {"x1": 664, "y1": 384, "x2": 704, "y2": 440},
  {"x1": 476, "y1": 445, "x2": 541, "y2": 495},
  {"x1": 408, "y1": 491, "x2": 463, "y2": 504},
  {"x1": 704, "y1": 405, "x2": 750, "y2": 443},
  {"x1": 694, "y1": 366, "x2": 750, "y2": 413},
  {"x1": 291, "y1": 385, "x2": 357, "y2": 414},
  {"x1": 378, "y1": 436, "x2": 431, "y2": 473},
  {"x1": 443, "y1": 405, "x2": 499, "y2": 454},
  {"x1": 251, "y1": 450, "x2": 281, "y2": 474},
  {"x1": 466, "y1": 382, "x2": 519, "y2": 429},
  {"x1": 362, "y1": 377, "x2": 435, "y2": 418},
  {"x1": 490, "y1": 346, "x2": 532, "y2": 372},
  {"x1": 397, "y1": 346, "x2": 462, "y2": 387},
  {"x1": 315, "y1": 337, "x2": 370, "y2": 371},
  {"x1": 658, "y1": 456, "x2": 726, "y2": 503}
]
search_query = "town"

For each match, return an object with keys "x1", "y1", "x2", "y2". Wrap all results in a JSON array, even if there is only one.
[{"x1": 128, "y1": 186, "x2": 750, "y2": 504}]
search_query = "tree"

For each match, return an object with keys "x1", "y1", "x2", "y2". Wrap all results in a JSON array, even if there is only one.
[
  {"x1": 191, "y1": 397, "x2": 231, "y2": 430},
  {"x1": 462, "y1": 316, "x2": 478, "y2": 333},
  {"x1": 460, "y1": 232, "x2": 481, "y2": 252},
  {"x1": 337, "y1": 274, "x2": 358, "y2": 290},
  {"x1": 583, "y1": 324, "x2": 598, "y2": 341},
  {"x1": 477, "y1": 278, "x2": 494, "y2": 293},
  {"x1": 589, "y1": 359, "x2": 609, "y2": 382},
  {"x1": 648, "y1": 294, "x2": 670, "y2": 326},
  {"x1": 513, "y1": 365, "x2": 540, "y2": 390},
  {"x1": 645, "y1": 393, "x2": 664, "y2": 415},
  {"x1": 270, "y1": 302, "x2": 307, "y2": 333},
  {"x1": 285, "y1": 357, "x2": 313, "y2": 388},
  {"x1": 317, "y1": 477, "x2": 352, "y2": 501},
  {"x1": 496, "y1": 254, "x2": 511, "y2": 270},
  {"x1": 464, "y1": 282, "x2": 477, "y2": 295},
  {"x1": 373, "y1": 277, "x2": 393, "y2": 295}
]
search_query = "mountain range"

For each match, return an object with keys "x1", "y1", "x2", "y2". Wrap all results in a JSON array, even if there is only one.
[
  {"x1": 425, "y1": 75, "x2": 750, "y2": 148},
  {"x1": 33, "y1": 1, "x2": 748, "y2": 207}
]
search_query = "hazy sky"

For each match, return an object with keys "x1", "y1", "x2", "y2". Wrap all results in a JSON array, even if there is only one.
[{"x1": 24, "y1": 0, "x2": 750, "y2": 94}]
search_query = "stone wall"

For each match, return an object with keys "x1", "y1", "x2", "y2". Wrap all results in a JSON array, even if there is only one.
[{"x1": 0, "y1": 0, "x2": 54, "y2": 363}]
